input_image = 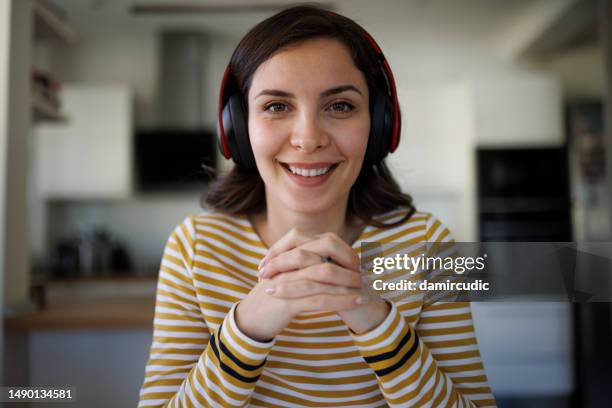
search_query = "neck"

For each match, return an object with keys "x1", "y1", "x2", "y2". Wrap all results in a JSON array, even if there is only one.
[{"x1": 251, "y1": 194, "x2": 361, "y2": 248}]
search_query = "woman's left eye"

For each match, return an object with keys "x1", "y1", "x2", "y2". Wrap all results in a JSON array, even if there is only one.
[{"x1": 327, "y1": 101, "x2": 354, "y2": 113}]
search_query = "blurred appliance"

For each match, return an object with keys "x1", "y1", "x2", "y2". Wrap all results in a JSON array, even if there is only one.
[
  {"x1": 135, "y1": 129, "x2": 216, "y2": 191},
  {"x1": 477, "y1": 147, "x2": 572, "y2": 241}
]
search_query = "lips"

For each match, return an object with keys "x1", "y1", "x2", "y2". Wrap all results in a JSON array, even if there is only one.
[{"x1": 278, "y1": 161, "x2": 341, "y2": 186}]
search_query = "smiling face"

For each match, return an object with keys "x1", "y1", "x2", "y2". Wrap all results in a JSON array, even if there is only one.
[{"x1": 247, "y1": 37, "x2": 371, "y2": 216}]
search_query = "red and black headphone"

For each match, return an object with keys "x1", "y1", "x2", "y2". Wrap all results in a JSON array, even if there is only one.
[{"x1": 216, "y1": 23, "x2": 400, "y2": 170}]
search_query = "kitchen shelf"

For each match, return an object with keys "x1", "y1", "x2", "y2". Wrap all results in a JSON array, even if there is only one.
[
  {"x1": 33, "y1": 0, "x2": 76, "y2": 44},
  {"x1": 32, "y1": 92, "x2": 66, "y2": 122}
]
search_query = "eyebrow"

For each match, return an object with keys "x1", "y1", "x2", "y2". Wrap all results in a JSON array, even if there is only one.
[{"x1": 255, "y1": 85, "x2": 362, "y2": 99}]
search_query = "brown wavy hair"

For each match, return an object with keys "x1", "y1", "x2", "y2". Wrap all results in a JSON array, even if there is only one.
[{"x1": 204, "y1": 5, "x2": 415, "y2": 228}]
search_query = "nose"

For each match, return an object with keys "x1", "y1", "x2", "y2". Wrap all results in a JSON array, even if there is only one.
[{"x1": 290, "y1": 111, "x2": 330, "y2": 153}]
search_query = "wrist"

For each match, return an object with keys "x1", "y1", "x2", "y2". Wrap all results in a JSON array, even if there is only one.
[
  {"x1": 234, "y1": 301, "x2": 276, "y2": 342},
  {"x1": 341, "y1": 298, "x2": 391, "y2": 334}
]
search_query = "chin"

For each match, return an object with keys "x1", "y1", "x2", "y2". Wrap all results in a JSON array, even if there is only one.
[{"x1": 280, "y1": 194, "x2": 339, "y2": 215}]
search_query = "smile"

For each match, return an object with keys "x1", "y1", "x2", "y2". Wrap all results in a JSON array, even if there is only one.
[{"x1": 279, "y1": 161, "x2": 341, "y2": 186}]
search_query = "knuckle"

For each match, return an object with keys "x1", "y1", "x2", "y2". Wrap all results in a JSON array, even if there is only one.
[
  {"x1": 274, "y1": 283, "x2": 289, "y2": 296},
  {"x1": 319, "y1": 232, "x2": 333, "y2": 240},
  {"x1": 295, "y1": 248, "x2": 309, "y2": 262},
  {"x1": 323, "y1": 232, "x2": 340, "y2": 241},
  {"x1": 298, "y1": 280, "x2": 311, "y2": 291},
  {"x1": 323, "y1": 235, "x2": 336, "y2": 247},
  {"x1": 274, "y1": 272, "x2": 289, "y2": 283}
]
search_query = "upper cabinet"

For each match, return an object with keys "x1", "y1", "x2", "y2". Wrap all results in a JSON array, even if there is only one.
[
  {"x1": 471, "y1": 76, "x2": 563, "y2": 147},
  {"x1": 34, "y1": 84, "x2": 133, "y2": 199}
]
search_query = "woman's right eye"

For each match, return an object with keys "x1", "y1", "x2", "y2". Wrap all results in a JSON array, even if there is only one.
[{"x1": 264, "y1": 102, "x2": 289, "y2": 113}]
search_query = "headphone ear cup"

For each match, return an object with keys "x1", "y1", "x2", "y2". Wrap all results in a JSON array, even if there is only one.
[
  {"x1": 218, "y1": 100, "x2": 237, "y2": 160},
  {"x1": 224, "y1": 93, "x2": 257, "y2": 170},
  {"x1": 365, "y1": 92, "x2": 393, "y2": 165}
]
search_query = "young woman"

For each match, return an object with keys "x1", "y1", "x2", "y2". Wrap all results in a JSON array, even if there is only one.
[{"x1": 138, "y1": 6, "x2": 496, "y2": 408}]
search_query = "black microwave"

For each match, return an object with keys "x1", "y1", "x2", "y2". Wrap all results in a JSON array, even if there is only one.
[{"x1": 135, "y1": 128, "x2": 217, "y2": 192}]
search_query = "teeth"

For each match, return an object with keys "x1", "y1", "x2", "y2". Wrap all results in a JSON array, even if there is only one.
[{"x1": 287, "y1": 165, "x2": 332, "y2": 177}]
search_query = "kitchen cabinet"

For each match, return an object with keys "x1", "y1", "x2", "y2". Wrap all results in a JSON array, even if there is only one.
[
  {"x1": 472, "y1": 302, "x2": 574, "y2": 396},
  {"x1": 34, "y1": 84, "x2": 133, "y2": 199},
  {"x1": 471, "y1": 75, "x2": 563, "y2": 147},
  {"x1": 4, "y1": 277, "x2": 156, "y2": 408}
]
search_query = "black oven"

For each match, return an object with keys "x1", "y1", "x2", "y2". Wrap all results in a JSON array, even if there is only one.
[{"x1": 134, "y1": 128, "x2": 217, "y2": 192}]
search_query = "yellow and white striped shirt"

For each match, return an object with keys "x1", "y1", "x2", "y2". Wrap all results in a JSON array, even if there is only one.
[{"x1": 138, "y1": 208, "x2": 496, "y2": 407}]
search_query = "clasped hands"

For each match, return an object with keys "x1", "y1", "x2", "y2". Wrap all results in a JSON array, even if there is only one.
[{"x1": 235, "y1": 227, "x2": 390, "y2": 342}]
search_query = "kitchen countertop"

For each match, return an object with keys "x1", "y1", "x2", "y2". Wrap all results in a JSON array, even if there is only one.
[
  {"x1": 5, "y1": 295, "x2": 156, "y2": 331},
  {"x1": 5, "y1": 275, "x2": 158, "y2": 331}
]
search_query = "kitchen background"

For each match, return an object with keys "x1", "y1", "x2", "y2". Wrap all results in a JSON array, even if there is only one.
[{"x1": 1, "y1": 0, "x2": 611, "y2": 407}]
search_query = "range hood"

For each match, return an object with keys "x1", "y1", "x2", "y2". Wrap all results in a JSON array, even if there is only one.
[
  {"x1": 157, "y1": 30, "x2": 209, "y2": 129},
  {"x1": 133, "y1": 31, "x2": 216, "y2": 192}
]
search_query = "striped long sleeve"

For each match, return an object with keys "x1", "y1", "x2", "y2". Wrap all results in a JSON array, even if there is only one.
[
  {"x1": 138, "y1": 217, "x2": 274, "y2": 407},
  {"x1": 351, "y1": 214, "x2": 496, "y2": 407},
  {"x1": 138, "y1": 210, "x2": 495, "y2": 407}
]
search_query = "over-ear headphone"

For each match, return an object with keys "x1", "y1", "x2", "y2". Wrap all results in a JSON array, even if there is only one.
[{"x1": 216, "y1": 26, "x2": 400, "y2": 170}]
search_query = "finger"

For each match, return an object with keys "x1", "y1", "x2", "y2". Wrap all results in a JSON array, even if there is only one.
[
  {"x1": 260, "y1": 232, "x2": 360, "y2": 279},
  {"x1": 259, "y1": 227, "x2": 314, "y2": 269},
  {"x1": 270, "y1": 263, "x2": 362, "y2": 289},
  {"x1": 295, "y1": 234, "x2": 360, "y2": 270},
  {"x1": 289, "y1": 293, "x2": 367, "y2": 314},
  {"x1": 266, "y1": 280, "x2": 361, "y2": 299},
  {"x1": 259, "y1": 248, "x2": 322, "y2": 279}
]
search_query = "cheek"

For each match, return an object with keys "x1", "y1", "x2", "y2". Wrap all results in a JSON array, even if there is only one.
[
  {"x1": 333, "y1": 119, "x2": 370, "y2": 161},
  {"x1": 248, "y1": 120, "x2": 283, "y2": 162}
]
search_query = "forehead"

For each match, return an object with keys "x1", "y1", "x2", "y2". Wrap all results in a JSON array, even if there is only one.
[{"x1": 248, "y1": 37, "x2": 368, "y2": 97}]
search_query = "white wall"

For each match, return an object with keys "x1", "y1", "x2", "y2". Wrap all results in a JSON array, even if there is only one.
[{"x1": 387, "y1": 83, "x2": 477, "y2": 241}]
